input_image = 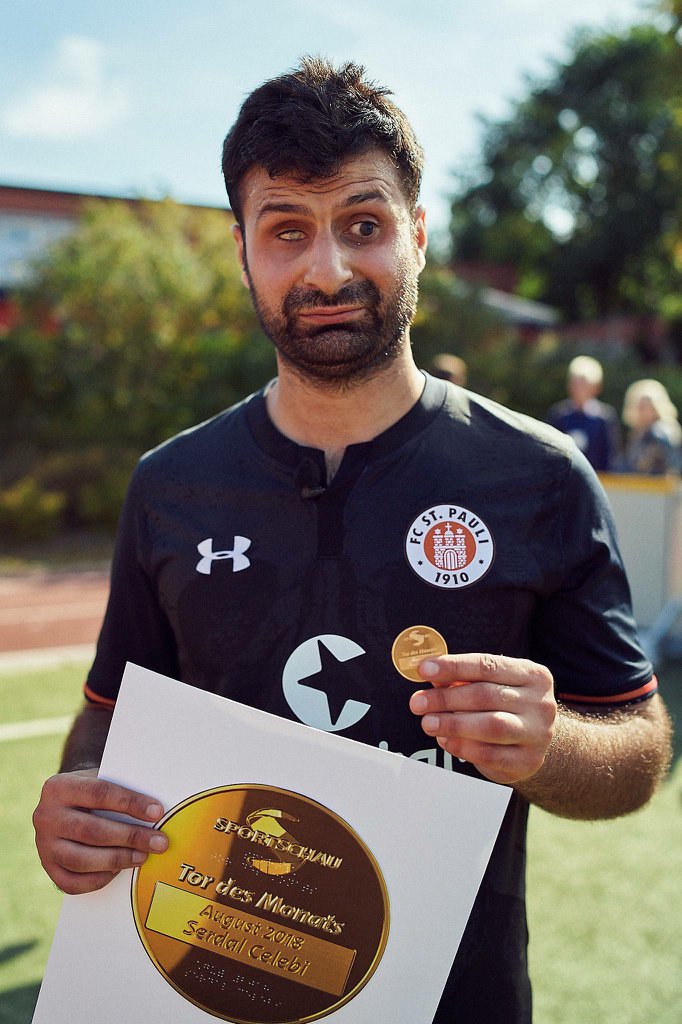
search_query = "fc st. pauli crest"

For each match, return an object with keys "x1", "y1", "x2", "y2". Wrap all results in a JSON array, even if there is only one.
[{"x1": 405, "y1": 504, "x2": 494, "y2": 589}]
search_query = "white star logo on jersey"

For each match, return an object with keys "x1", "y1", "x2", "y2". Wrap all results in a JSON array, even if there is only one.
[
  {"x1": 196, "y1": 536, "x2": 251, "y2": 575},
  {"x1": 282, "y1": 635, "x2": 370, "y2": 732},
  {"x1": 405, "y1": 503, "x2": 494, "y2": 589}
]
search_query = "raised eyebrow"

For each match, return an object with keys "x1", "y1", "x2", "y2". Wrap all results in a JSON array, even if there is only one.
[
  {"x1": 342, "y1": 190, "x2": 388, "y2": 209},
  {"x1": 255, "y1": 201, "x2": 311, "y2": 223}
]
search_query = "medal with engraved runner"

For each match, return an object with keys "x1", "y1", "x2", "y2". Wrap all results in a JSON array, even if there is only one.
[{"x1": 132, "y1": 784, "x2": 389, "y2": 1024}]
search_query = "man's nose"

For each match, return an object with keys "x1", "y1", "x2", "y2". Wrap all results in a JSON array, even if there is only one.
[{"x1": 302, "y1": 232, "x2": 353, "y2": 294}]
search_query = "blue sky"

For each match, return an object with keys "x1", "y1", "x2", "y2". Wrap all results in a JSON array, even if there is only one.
[{"x1": 1, "y1": 0, "x2": 652, "y2": 240}]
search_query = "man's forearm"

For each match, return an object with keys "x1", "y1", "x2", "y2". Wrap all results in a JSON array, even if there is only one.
[
  {"x1": 514, "y1": 694, "x2": 672, "y2": 819},
  {"x1": 59, "y1": 703, "x2": 114, "y2": 773}
]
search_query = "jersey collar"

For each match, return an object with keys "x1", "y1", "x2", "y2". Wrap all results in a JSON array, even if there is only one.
[{"x1": 245, "y1": 371, "x2": 448, "y2": 471}]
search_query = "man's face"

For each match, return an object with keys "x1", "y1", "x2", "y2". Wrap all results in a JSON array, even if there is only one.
[
  {"x1": 568, "y1": 374, "x2": 599, "y2": 407},
  {"x1": 232, "y1": 150, "x2": 427, "y2": 386}
]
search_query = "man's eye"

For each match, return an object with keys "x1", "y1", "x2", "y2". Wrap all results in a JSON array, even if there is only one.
[
  {"x1": 349, "y1": 221, "x2": 378, "y2": 239},
  {"x1": 277, "y1": 229, "x2": 305, "y2": 241}
]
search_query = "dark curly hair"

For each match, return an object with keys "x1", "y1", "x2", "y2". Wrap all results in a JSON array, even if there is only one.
[{"x1": 221, "y1": 56, "x2": 423, "y2": 227}]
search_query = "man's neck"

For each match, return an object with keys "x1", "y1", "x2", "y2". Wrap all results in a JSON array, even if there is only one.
[{"x1": 265, "y1": 349, "x2": 425, "y2": 477}]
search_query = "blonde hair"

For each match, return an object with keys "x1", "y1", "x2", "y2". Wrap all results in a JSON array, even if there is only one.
[
  {"x1": 568, "y1": 355, "x2": 603, "y2": 387},
  {"x1": 622, "y1": 378, "x2": 680, "y2": 434}
]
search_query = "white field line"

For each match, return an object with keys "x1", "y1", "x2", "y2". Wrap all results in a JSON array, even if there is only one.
[
  {"x1": 0, "y1": 644, "x2": 94, "y2": 672},
  {"x1": 0, "y1": 715, "x2": 73, "y2": 743}
]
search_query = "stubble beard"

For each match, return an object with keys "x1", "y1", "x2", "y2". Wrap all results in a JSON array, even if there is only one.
[{"x1": 244, "y1": 254, "x2": 420, "y2": 390}]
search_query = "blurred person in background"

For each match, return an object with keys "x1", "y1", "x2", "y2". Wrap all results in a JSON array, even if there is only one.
[
  {"x1": 621, "y1": 379, "x2": 681, "y2": 475},
  {"x1": 428, "y1": 352, "x2": 468, "y2": 386},
  {"x1": 548, "y1": 355, "x2": 621, "y2": 471}
]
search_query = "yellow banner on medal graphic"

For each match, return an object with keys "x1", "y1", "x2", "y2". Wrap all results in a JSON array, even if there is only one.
[{"x1": 144, "y1": 882, "x2": 357, "y2": 997}]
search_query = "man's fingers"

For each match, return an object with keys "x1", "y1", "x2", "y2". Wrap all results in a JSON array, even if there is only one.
[
  {"x1": 420, "y1": 709, "x2": 526, "y2": 745},
  {"x1": 52, "y1": 838, "x2": 150, "y2": 875},
  {"x1": 409, "y1": 652, "x2": 557, "y2": 784},
  {"x1": 418, "y1": 653, "x2": 552, "y2": 689},
  {"x1": 433, "y1": 737, "x2": 542, "y2": 784},
  {"x1": 57, "y1": 809, "x2": 168, "y2": 853},
  {"x1": 46, "y1": 774, "x2": 164, "y2": 821},
  {"x1": 410, "y1": 681, "x2": 523, "y2": 716},
  {"x1": 49, "y1": 866, "x2": 119, "y2": 896},
  {"x1": 33, "y1": 770, "x2": 169, "y2": 895}
]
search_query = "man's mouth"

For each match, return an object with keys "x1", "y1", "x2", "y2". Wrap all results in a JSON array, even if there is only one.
[{"x1": 296, "y1": 305, "x2": 365, "y2": 326}]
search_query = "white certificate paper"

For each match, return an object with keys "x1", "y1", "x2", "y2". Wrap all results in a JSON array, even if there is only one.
[{"x1": 33, "y1": 662, "x2": 510, "y2": 1024}]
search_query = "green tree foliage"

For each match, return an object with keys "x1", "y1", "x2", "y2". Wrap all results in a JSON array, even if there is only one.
[
  {"x1": 1, "y1": 198, "x2": 274, "y2": 535},
  {"x1": 20, "y1": 198, "x2": 271, "y2": 445},
  {"x1": 450, "y1": 22, "x2": 682, "y2": 323}
]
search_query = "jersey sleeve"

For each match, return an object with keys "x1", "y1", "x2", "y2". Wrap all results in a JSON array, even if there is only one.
[
  {"x1": 85, "y1": 462, "x2": 180, "y2": 706},
  {"x1": 529, "y1": 452, "x2": 656, "y2": 706}
]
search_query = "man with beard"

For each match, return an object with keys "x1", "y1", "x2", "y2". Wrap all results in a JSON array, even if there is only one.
[{"x1": 34, "y1": 59, "x2": 671, "y2": 1023}]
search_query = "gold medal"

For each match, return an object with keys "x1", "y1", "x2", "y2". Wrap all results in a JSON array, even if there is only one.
[
  {"x1": 391, "y1": 625, "x2": 448, "y2": 682},
  {"x1": 132, "y1": 785, "x2": 389, "y2": 1023}
]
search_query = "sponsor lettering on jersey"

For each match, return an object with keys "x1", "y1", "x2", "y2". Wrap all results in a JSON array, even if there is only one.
[
  {"x1": 378, "y1": 739, "x2": 464, "y2": 769},
  {"x1": 405, "y1": 504, "x2": 494, "y2": 589}
]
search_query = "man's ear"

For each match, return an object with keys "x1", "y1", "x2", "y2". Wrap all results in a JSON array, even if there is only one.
[
  {"x1": 231, "y1": 223, "x2": 250, "y2": 289},
  {"x1": 414, "y1": 205, "x2": 427, "y2": 273}
]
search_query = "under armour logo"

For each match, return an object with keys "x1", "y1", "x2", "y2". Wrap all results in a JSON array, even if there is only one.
[{"x1": 196, "y1": 536, "x2": 251, "y2": 575}]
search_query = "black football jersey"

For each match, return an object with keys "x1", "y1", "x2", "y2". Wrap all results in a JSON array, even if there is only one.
[{"x1": 87, "y1": 373, "x2": 654, "y2": 1023}]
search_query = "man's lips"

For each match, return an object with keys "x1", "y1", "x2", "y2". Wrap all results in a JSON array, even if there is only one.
[{"x1": 296, "y1": 306, "x2": 365, "y2": 326}]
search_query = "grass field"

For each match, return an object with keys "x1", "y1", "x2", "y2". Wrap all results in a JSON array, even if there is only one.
[{"x1": 1, "y1": 660, "x2": 680, "y2": 1024}]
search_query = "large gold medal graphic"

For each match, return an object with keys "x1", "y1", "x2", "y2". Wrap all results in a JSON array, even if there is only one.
[{"x1": 132, "y1": 785, "x2": 389, "y2": 1023}]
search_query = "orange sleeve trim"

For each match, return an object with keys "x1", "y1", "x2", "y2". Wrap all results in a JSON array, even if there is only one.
[
  {"x1": 84, "y1": 682, "x2": 117, "y2": 708},
  {"x1": 558, "y1": 676, "x2": 658, "y2": 705}
]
